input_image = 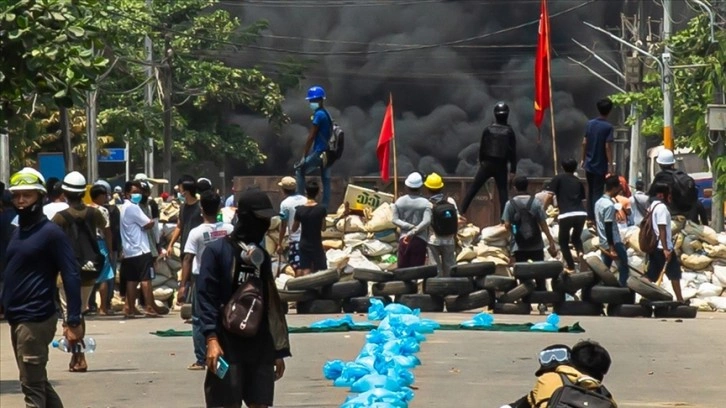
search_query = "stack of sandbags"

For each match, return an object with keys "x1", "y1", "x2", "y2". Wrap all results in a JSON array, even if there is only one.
[{"x1": 152, "y1": 257, "x2": 180, "y2": 302}]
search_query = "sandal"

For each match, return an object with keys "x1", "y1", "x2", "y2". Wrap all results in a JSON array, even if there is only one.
[{"x1": 187, "y1": 362, "x2": 206, "y2": 371}]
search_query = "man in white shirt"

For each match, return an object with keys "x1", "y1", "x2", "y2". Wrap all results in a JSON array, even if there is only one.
[
  {"x1": 646, "y1": 184, "x2": 684, "y2": 303},
  {"x1": 629, "y1": 180, "x2": 649, "y2": 226},
  {"x1": 177, "y1": 191, "x2": 233, "y2": 370},
  {"x1": 277, "y1": 177, "x2": 307, "y2": 274},
  {"x1": 119, "y1": 181, "x2": 158, "y2": 318},
  {"x1": 43, "y1": 181, "x2": 69, "y2": 220}
]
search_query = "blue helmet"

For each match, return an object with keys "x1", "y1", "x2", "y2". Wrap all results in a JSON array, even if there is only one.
[{"x1": 306, "y1": 86, "x2": 326, "y2": 101}]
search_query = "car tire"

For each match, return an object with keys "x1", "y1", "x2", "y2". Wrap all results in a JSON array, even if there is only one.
[
  {"x1": 606, "y1": 303, "x2": 652, "y2": 318},
  {"x1": 626, "y1": 277, "x2": 673, "y2": 301},
  {"x1": 585, "y1": 256, "x2": 620, "y2": 287},
  {"x1": 498, "y1": 280, "x2": 536, "y2": 303},
  {"x1": 296, "y1": 299, "x2": 342, "y2": 314},
  {"x1": 524, "y1": 290, "x2": 565, "y2": 305},
  {"x1": 286, "y1": 269, "x2": 340, "y2": 290},
  {"x1": 393, "y1": 265, "x2": 438, "y2": 281},
  {"x1": 552, "y1": 271, "x2": 596, "y2": 293},
  {"x1": 589, "y1": 286, "x2": 635, "y2": 305},
  {"x1": 553, "y1": 301, "x2": 603, "y2": 316},
  {"x1": 652, "y1": 304, "x2": 698, "y2": 319},
  {"x1": 477, "y1": 275, "x2": 517, "y2": 291},
  {"x1": 342, "y1": 296, "x2": 391, "y2": 314},
  {"x1": 320, "y1": 280, "x2": 368, "y2": 300},
  {"x1": 352, "y1": 268, "x2": 394, "y2": 282},
  {"x1": 492, "y1": 302, "x2": 532, "y2": 315},
  {"x1": 396, "y1": 294, "x2": 444, "y2": 312},
  {"x1": 513, "y1": 261, "x2": 563, "y2": 280},
  {"x1": 423, "y1": 277, "x2": 476, "y2": 296},
  {"x1": 444, "y1": 290, "x2": 492, "y2": 312},
  {"x1": 279, "y1": 289, "x2": 319, "y2": 302},
  {"x1": 450, "y1": 262, "x2": 497, "y2": 278},
  {"x1": 372, "y1": 280, "x2": 418, "y2": 296}
]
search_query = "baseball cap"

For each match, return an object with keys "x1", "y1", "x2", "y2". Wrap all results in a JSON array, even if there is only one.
[
  {"x1": 278, "y1": 176, "x2": 297, "y2": 190},
  {"x1": 237, "y1": 189, "x2": 276, "y2": 219}
]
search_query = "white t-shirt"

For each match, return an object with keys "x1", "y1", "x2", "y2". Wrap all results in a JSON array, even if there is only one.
[
  {"x1": 279, "y1": 194, "x2": 308, "y2": 242},
  {"x1": 120, "y1": 201, "x2": 151, "y2": 257},
  {"x1": 44, "y1": 202, "x2": 69, "y2": 221},
  {"x1": 183, "y1": 222, "x2": 234, "y2": 275},
  {"x1": 650, "y1": 200, "x2": 672, "y2": 250}
]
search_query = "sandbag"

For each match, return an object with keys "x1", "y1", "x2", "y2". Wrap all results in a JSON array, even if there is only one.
[
  {"x1": 364, "y1": 203, "x2": 395, "y2": 232},
  {"x1": 457, "y1": 224, "x2": 481, "y2": 247},
  {"x1": 582, "y1": 237, "x2": 600, "y2": 254},
  {"x1": 322, "y1": 226, "x2": 344, "y2": 239},
  {"x1": 690, "y1": 298, "x2": 713, "y2": 311},
  {"x1": 474, "y1": 243, "x2": 509, "y2": 261},
  {"x1": 696, "y1": 282, "x2": 723, "y2": 298},
  {"x1": 681, "y1": 235, "x2": 698, "y2": 255},
  {"x1": 456, "y1": 247, "x2": 477, "y2": 262},
  {"x1": 703, "y1": 243, "x2": 726, "y2": 259},
  {"x1": 475, "y1": 255, "x2": 509, "y2": 266},
  {"x1": 323, "y1": 240, "x2": 344, "y2": 250},
  {"x1": 480, "y1": 225, "x2": 509, "y2": 244},
  {"x1": 624, "y1": 226, "x2": 642, "y2": 254},
  {"x1": 326, "y1": 249, "x2": 350, "y2": 270},
  {"x1": 347, "y1": 250, "x2": 382, "y2": 271},
  {"x1": 706, "y1": 296, "x2": 726, "y2": 311},
  {"x1": 360, "y1": 240, "x2": 394, "y2": 257},
  {"x1": 373, "y1": 229, "x2": 398, "y2": 243},
  {"x1": 683, "y1": 221, "x2": 719, "y2": 245},
  {"x1": 713, "y1": 263, "x2": 726, "y2": 287},
  {"x1": 344, "y1": 232, "x2": 367, "y2": 248},
  {"x1": 153, "y1": 286, "x2": 174, "y2": 301},
  {"x1": 681, "y1": 253, "x2": 713, "y2": 271},
  {"x1": 268, "y1": 216, "x2": 281, "y2": 231},
  {"x1": 337, "y1": 215, "x2": 366, "y2": 233}
]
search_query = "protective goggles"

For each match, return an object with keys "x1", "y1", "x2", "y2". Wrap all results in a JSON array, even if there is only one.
[
  {"x1": 539, "y1": 348, "x2": 570, "y2": 365},
  {"x1": 10, "y1": 172, "x2": 43, "y2": 188}
]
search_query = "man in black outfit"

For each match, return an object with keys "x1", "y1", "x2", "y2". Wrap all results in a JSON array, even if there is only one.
[
  {"x1": 198, "y1": 189, "x2": 290, "y2": 408},
  {"x1": 461, "y1": 102, "x2": 517, "y2": 216},
  {"x1": 292, "y1": 180, "x2": 328, "y2": 277}
]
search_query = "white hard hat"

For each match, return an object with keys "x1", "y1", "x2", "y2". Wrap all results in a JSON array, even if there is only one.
[
  {"x1": 134, "y1": 173, "x2": 148, "y2": 181},
  {"x1": 94, "y1": 179, "x2": 112, "y2": 194},
  {"x1": 655, "y1": 149, "x2": 676, "y2": 166},
  {"x1": 62, "y1": 171, "x2": 87, "y2": 193},
  {"x1": 9, "y1": 167, "x2": 47, "y2": 193},
  {"x1": 404, "y1": 172, "x2": 424, "y2": 189}
]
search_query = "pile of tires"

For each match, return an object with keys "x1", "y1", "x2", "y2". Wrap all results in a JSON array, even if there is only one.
[{"x1": 482, "y1": 261, "x2": 564, "y2": 315}]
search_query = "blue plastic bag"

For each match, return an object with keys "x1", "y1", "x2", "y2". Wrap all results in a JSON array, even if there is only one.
[
  {"x1": 461, "y1": 312, "x2": 494, "y2": 328},
  {"x1": 367, "y1": 329, "x2": 397, "y2": 344},
  {"x1": 368, "y1": 298, "x2": 387, "y2": 321},
  {"x1": 310, "y1": 315, "x2": 354, "y2": 329},
  {"x1": 531, "y1": 313, "x2": 560, "y2": 332},
  {"x1": 350, "y1": 373, "x2": 402, "y2": 393},
  {"x1": 383, "y1": 303, "x2": 416, "y2": 316},
  {"x1": 322, "y1": 359, "x2": 344, "y2": 380}
]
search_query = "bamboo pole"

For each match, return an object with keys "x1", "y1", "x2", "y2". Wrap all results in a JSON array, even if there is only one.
[{"x1": 546, "y1": 25, "x2": 558, "y2": 175}]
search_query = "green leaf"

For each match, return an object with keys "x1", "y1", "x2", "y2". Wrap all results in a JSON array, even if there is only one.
[
  {"x1": 67, "y1": 26, "x2": 85, "y2": 38},
  {"x1": 4, "y1": 13, "x2": 15, "y2": 22},
  {"x1": 54, "y1": 89, "x2": 67, "y2": 98},
  {"x1": 8, "y1": 29, "x2": 22, "y2": 40}
]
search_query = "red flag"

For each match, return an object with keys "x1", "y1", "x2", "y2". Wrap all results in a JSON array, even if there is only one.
[
  {"x1": 377, "y1": 96, "x2": 394, "y2": 182},
  {"x1": 534, "y1": 0, "x2": 551, "y2": 129}
]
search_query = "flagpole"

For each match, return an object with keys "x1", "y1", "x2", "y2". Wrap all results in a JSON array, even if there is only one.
[
  {"x1": 546, "y1": 15, "x2": 558, "y2": 175},
  {"x1": 390, "y1": 93, "x2": 398, "y2": 199}
]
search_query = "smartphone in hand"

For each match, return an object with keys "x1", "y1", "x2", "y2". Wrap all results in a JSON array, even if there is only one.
[{"x1": 216, "y1": 357, "x2": 229, "y2": 379}]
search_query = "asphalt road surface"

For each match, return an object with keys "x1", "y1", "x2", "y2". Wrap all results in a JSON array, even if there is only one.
[{"x1": 1, "y1": 311, "x2": 724, "y2": 408}]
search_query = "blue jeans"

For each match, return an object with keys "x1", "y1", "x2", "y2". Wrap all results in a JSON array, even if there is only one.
[
  {"x1": 295, "y1": 152, "x2": 331, "y2": 210},
  {"x1": 601, "y1": 242, "x2": 629, "y2": 287},
  {"x1": 191, "y1": 278, "x2": 206, "y2": 365}
]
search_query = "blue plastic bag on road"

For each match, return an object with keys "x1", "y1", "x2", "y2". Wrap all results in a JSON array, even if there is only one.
[
  {"x1": 310, "y1": 315, "x2": 377, "y2": 330},
  {"x1": 530, "y1": 313, "x2": 560, "y2": 332},
  {"x1": 350, "y1": 373, "x2": 402, "y2": 393},
  {"x1": 368, "y1": 298, "x2": 387, "y2": 321},
  {"x1": 323, "y1": 359, "x2": 344, "y2": 380},
  {"x1": 367, "y1": 329, "x2": 397, "y2": 344},
  {"x1": 461, "y1": 312, "x2": 494, "y2": 328}
]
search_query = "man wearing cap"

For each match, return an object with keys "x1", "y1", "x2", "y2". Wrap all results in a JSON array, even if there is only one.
[
  {"x1": 393, "y1": 172, "x2": 433, "y2": 268},
  {"x1": 424, "y1": 173, "x2": 460, "y2": 277},
  {"x1": 2, "y1": 168, "x2": 84, "y2": 407},
  {"x1": 277, "y1": 176, "x2": 307, "y2": 275},
  {"x1": 197, "y1": 189, "x2": 290, "y2": 408},
  {"x1": 295, "y1": 85, "x2": 333, "y2": 210}
]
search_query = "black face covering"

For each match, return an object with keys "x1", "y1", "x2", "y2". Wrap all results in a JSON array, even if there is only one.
[
  {"x1": 14, "y1": 195, "x2": 45, "y2": 228},
  {"x1": 141, "y1": 195, "x2": 149, "y2": 204},
  {"x1": 232, "y1": 212, "x2": 271, "y2": 245}
]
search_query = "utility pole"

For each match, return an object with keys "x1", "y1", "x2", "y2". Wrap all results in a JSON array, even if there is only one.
[
  {"x1": 162, "y1": 35, "x2": 173, "y2": 193},
  {"x1": 86, "y1": 90, "x2": 98, "y2": 183},
  {"x1": 0, "y1": 119, "x2": 8, "y2": 184},
  {"x1": 662, "y1": 0, "x2": 674, "y2": 150},
  {"x1": 144, "y1": 0, "x2": 155, "y2": 179},
  {"x1": 60, "y1": 107, "x2": 74, "y2": 173}
]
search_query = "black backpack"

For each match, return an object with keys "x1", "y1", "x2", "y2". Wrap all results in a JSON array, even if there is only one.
[
  {"x1": 545, "y1": 373, "x2": 616, "y2": 408},
  {"x1": 431, "y1": 196, "x2": 458, "y2": 236},
  {"x1": 510, "y1": 196, "x2": 542, "y2": 248},
  {"x1": 670, "y1": 170, "x2": 697, "y2": 214},
  {"x1": 58, "y1": 209, "x2": 105, "y2": 281},
  {"x1": 322, "y1": 110, "x2": 345, "y2": 167}
]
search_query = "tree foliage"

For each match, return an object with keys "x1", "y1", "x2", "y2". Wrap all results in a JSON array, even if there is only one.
[{"x1": 610, "y1": 15, "x2": 726, "y2": 192}]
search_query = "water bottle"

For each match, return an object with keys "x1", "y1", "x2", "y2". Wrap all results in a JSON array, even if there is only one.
[{"x1": 52, "y1": 337, "x2": 96, "y2": 353}]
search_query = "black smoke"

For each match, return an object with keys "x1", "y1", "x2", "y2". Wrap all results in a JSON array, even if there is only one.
[{"x1": 220, "y1": 0, "x2": 687, "y2": 178}]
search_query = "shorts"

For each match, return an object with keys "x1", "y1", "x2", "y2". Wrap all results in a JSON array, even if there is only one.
[
  {"x1": 204, "y1": 361, "x2": 275, "y2": 407},
  {"x1": 299, "y1": 246, "x2": 327, "y2": 271},
  {"x1": 647, "y1": 249, "x2": 682, "y2": 282},
  {"x1": 120, "y1": 253, "x2": 153, "y2": 282},
  {"x1": 288, "y1": 241, "x2": 301, "y2": 271}
]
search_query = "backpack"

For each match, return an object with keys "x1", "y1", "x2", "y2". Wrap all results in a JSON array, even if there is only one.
[
  {"x1": 222, "y1": 239, "x2": 264, "y2": 338},
  {"x1": 638, "y1": 202, "x2": 663, "y2": 254},
  {"x1": 431, "y1": 196, "x2": 458, "y2": 236},
  {"x1": 510, "y1": 196, "x2": 542, "y2": 248},
  {"x1": 58, "y1": 209, "x2": 105, "y2": 281},
  {"x1": 670, "y1": 170, "x2": 697, "y2": 214},
  {"x1": 545, "y1": 373, "x2": 615, "y2": 408},
  {"x1": 322, "y1": 110, "x2": 345, "y2": 167}
]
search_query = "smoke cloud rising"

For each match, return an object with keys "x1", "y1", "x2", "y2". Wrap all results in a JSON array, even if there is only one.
[{"x1": 220, "y1": 1, "x2": 654, "y2": 178}]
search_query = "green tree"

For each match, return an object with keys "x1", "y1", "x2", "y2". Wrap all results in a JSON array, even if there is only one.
[{"x1": 610, "y1": 15, "x2": 726, "y2": 193}]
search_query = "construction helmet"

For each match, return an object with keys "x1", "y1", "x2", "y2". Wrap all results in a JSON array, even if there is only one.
[
  {"x1": 494, "y1": 102, "x2": 509, "y2": 122},
  {"x1": 94, "y1": 179, "x2": 112, "y2": 194},
  {"x1": 62, "y1": 171, "x2": 87, "y2": 193},
  {"x1": 655, "y1": 149, "x2": 676, "y2": 166},
  {"x1": 9, "y1": 167, "x2": 47, "y2": 193},
  {"x1": 424, "y1": 172, "x2": 444, "y2": 190},
  {"x1": 306, "y1": 86, "x2": 326, "y2": 101}
]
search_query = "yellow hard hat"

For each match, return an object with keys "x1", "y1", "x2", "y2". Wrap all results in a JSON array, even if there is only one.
[{"x1": 424, "y1": 172, "x2": 444, "y2": 190}]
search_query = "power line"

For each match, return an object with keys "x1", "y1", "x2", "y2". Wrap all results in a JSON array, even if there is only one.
[{"x1": 218, "y1": 0, "x2": 592, "y2": 7}]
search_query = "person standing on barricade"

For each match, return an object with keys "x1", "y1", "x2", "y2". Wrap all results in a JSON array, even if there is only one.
[
  {"x1": 278, "y1": 177, "x2": 307, "y2": 275},
  {"x1": 292, "y1": 180, "x2": 328, "y2": 276},
  {"x1": 581, "y1": 98, "x2": 614, "y2": 223},
  {"x1": 296, "y1": 86, "x2": 333, "y2": 211},
  {"x1": 393, "y1": 172, "x2": 432, "y2": 268}
]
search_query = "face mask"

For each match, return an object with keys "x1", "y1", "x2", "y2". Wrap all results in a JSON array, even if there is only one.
[
  {"x1": 14, "y1": 196, "x2": 44, "y2": 228},
  {"x1": 177, "y1": 192, "x2": 185, "y2": 204},
  {"x1": 309, "y1": 102, "x2": 320, "y2": 111},
  {"x1": 130, "y1": 193, "x2": 142, "y2": 204}
]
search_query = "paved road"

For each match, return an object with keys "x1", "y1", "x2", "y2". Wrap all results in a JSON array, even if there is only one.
[{"x1": 1, "y1": 311, "x2": 724, "y2": 408}]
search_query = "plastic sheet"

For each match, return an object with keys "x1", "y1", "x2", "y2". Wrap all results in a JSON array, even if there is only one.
[
  {"x1": 309, "y1": 315, "x2": 376, "y2": 330},
  {"x1": 530, "y1": 313, "x2": 560, "y2": 332},
  {"x1": 461, "y1": 312, "x2": 494, "y2": 328}
]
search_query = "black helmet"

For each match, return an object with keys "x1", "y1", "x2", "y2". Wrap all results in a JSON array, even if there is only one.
[{"x1": 494, "y1": 102, "x2": 509, "y2": 123}]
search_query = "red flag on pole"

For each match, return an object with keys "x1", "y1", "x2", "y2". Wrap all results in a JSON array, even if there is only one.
[
  {"x1": 377, "y1": 95, "x2": 394, "y2": 182},
  {"x1": 534, "y1": 0, "x2": 551, "y2": 129}
]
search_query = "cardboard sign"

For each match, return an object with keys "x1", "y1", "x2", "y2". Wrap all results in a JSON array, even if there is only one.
[{"x1": 344, "y1": 184, "x2": 394, "y2": 210}]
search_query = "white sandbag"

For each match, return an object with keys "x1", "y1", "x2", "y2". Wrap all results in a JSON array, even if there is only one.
[
  {"x1": 475, "y1": 255, "x2": 509, "y2": 266},
  {"x1": 372, "y1": 229, "x2": 397, "y2": 243},
  {"x1": 344, "y1": 232, "x2": 368, "y2": 247},
  {"x1": 323, "y1": 240, "x2": 344, "y2": 250},
  {"x1": 325, "y1": 215, "x2": 337, "y2": 228},
  {"x1": 683, "y1": 221, "x2": 719, "y2": 245},
  {"x1": 689, "y1": 298, "x2": 713, "y2": 311},
  {"x1": 153, "y1": 286, "x2": 174, "y2": 301},
  {"x1": 360, "y1": 240, "x2": 394, "y2": 257},
  {"x1": 269, "y1": 216, "x2": 281, "y2": 231},
  {"x1": 719, "y1": 234, "x2": 726, "y2": 246},
  {"x1": 326, "y1": 249, "x2": 350, "y2": 270},
  {"x1": 151, "y1": 274, "x2": 172, "y2": 288},
  {"x1": 457, "y1": 224, "x2": 481, "y2": 247},
  {"x1": 346, "y1": 249, "x2": 382, "y2": 271},
  {"x1": 364, "y1": 203, "x2": 395, "y2": 232},
  {"x1": 629, "y1": 255, "x2": 645, "y2": 269},
  {"x1": 154, "y1": 258, "x2": 174, "y2": 278},
  {"x1": 336, "y1": 215, "x2": 366, "y2": 233},
  {"x1": 322, "y1": 226, "x2": 344, "y2": 239},
  {"x1": 276, "y1": 274, "x2": 292, "y2": 290},
  {"x1": 480, "y1": 225, "x2": 509, "y2": 243},
  {"x1": 624, "y1": 227, "x2": 642, "y2": 254},
  {"x1": 682, "y1": 287, "x2": 698, "y2": 300},
  {"x1": 696, "y1": 282, "x2": 723, "y2": 298},
  {"x1": 713, "y1": 263, "x2": 726, "y2": 287},
  {"x1": 706, "y1": 296, "x2": 726, "y2": 311},
  {"x1": 681, "y1": 253, "x2": 713, "y2": 270},
  {"x1": 457, "y1": 246, "x2": 477, "y2": 262},
  {"x1": 703, "y1": 243, "x2": 726, "y2": 259}
]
